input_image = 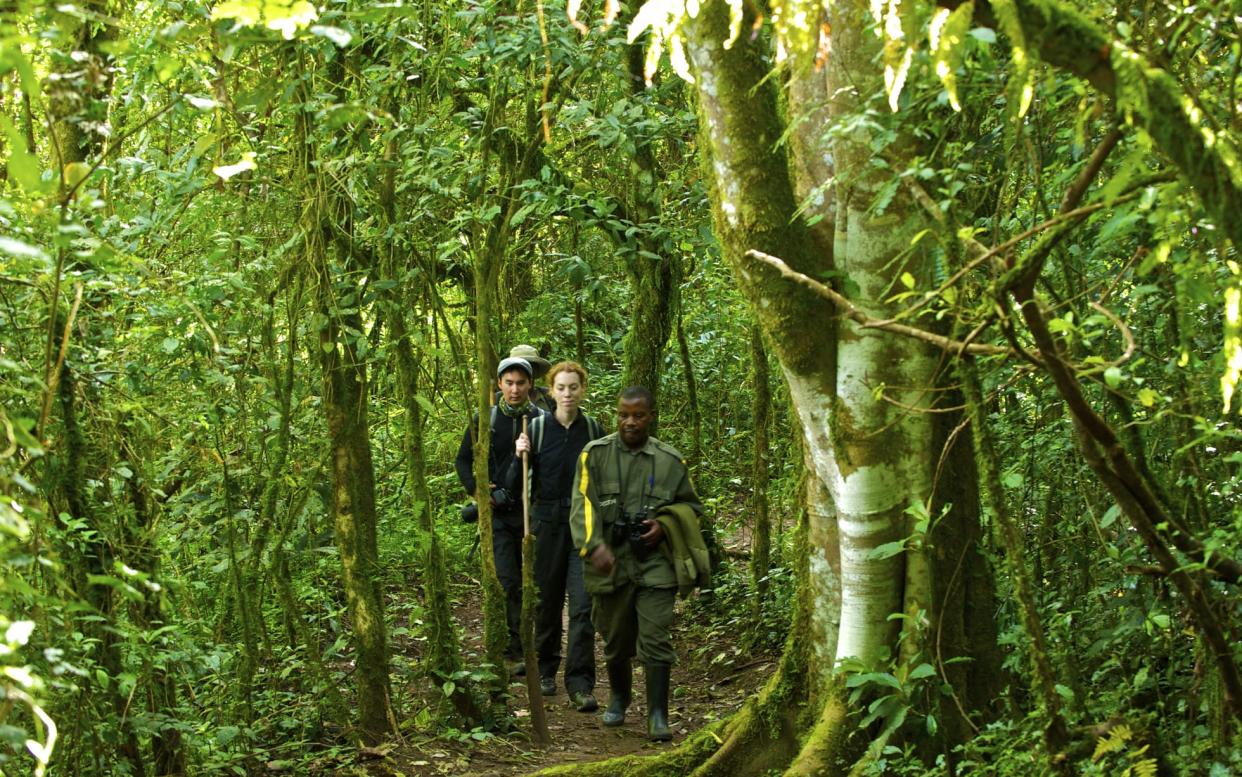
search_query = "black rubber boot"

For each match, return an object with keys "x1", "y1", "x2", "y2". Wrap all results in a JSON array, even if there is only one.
[
  {"x1": 602, "y1": 659, "x2": 631, "y2": 727},
  {"x1": 646, "y1": 664, "x2": 672, "y2": 741}
]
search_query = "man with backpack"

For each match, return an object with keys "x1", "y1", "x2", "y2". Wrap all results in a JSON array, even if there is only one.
[
  {"x1": 509, "y1": 361, "x2": 605, "y2": 712},
  {"x1": 455, "y1": 356, "x2": 545, "y2": 672}
]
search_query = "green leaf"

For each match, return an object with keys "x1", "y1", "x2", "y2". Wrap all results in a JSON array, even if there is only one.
[
  {"x1": 1099, "y1": 504, "x2": 1121, "y2": 529},
  {"x1": 867, "y1": 540, "x2": 907, "y2": 560},
  {"x1": 215, "y1": 725, "x2": 240, "y2": 745},
  {"x1": 1104, "y1": 366, "x2": 1123, "y2": 388},
  {"x1": 0, "y1": 237, "x2": 50, "y2": 267},
  {"x1": 63, "y1": 162, "x2": 91, "y2": 189},
  {"x1": 907, "y1": 663, "x2": 936, "y2": 681},
  {"x1": 0, "y1": 115, "x2": 49, "y2": 194},
  {"x1": 968, "y1": 27, "x2": 996, "y2": 43},
  {"x1": 414, "y1": 394, "x2": 435, "y2": 414}
]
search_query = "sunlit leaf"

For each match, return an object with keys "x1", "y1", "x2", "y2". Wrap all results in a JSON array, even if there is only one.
[
  {"x1": 213, "y1": 152, "x2": 258, "y2": 180},
  {"x1": 929, "y1": 2, "x2": 973, "y2": 111},
  {"x1": 310, "y1": 25, "x2": 352, "y2": 47},
  {"x1": 1222, "y1": 267, "x2": 1242, "y2": 413}
]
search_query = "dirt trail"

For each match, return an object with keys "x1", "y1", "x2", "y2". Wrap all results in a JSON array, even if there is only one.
[{"x1": 384, "y1": 582, "x2": 777, "y2": 776}]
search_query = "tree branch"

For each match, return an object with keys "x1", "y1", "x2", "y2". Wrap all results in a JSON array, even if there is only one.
[{"x1": 746, "y1": 249, "x2": 1012, "y2": 358}]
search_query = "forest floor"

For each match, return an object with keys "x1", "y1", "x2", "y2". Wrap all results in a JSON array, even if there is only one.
[{"x1": 374, "y1": 555, "x2": 780, "y2": 776}]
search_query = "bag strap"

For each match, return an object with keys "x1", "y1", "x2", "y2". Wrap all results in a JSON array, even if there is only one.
[{"x1": 531, "y1": 414, "x2": 545, "y2": 455}]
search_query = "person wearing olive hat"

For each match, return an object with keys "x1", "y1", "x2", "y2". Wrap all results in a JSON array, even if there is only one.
[
  {"x1": 455, "y1": 356, "x2": 546, "y2": 672},
  {"x1": 506, "y1": 345, "x2": 555, "y2": 412}
]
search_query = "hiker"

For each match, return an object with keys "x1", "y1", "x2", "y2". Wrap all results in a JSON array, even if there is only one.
[
  {"x1": 505, "y1": 344, "x2": 556, "y2": 413},
  {"x1": 507, "y1": 361, "x2": 605, "y2": 712},
  {"x1": 455, "y1": 356, "x2": 545, "y2": 673},
  {"x1": 570, "y1": 386, "x2": 705, "y2": 741}
]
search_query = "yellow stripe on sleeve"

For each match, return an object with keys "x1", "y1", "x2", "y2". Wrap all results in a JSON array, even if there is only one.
[{"x1": 579, "y1": 450, "x2": 593, "y2": 556}]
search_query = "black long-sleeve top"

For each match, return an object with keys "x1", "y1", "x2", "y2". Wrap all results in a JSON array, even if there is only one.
[
  {"x1": 455, "y1": 405, "x2": 545, "y2": 509},
  {"x1": 502, "y1": 411, "x2": 597, "y2": 508}
]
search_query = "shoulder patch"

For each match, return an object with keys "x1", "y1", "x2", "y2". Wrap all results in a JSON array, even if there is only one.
[
  {"x1": 582, "y1": 434, "x2": 616, "y2": 454},
  {"x1": 651, "y1": 437, "x2": 685, "y2": 460}
]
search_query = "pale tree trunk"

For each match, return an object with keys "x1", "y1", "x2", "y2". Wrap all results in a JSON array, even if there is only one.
[
  {"x1": 822, "y1": 0, "x2": 936, "y2": 673},
  {"x1": 535, "y1": 1, "x2": 995, "y2": 773}
]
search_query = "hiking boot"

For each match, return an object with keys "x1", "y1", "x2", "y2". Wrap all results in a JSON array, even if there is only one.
[
  {"x1": 646, "y1": 663, "x2": 672, "y2": 741},
  {"x1": 602, "y1": 659, "x2": 631, "y2": 727},
  {"x1": 539, "y1": 676, "x2": 556, "y2": 696},
  {"x1": 569, "y1": 690, "x2": 598, "y2": 712},
  {"x1": 507, "y1": 659, "x2": 526, "y2": 677}
]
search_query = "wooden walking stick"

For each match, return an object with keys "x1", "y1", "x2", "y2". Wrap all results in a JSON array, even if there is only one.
[{"x1": 519, "y1": 416, "x2": 551, "y2": 744}]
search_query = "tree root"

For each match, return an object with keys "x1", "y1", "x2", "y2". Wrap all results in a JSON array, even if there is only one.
[
  {"x1": 688, "y1": 669, "x2": 803, "y2": 777},
  {"x1": 784, "y1": 689, "x2": 856, "y2": 777},
  {"x1": 534, "y1": 660, "x2": 824, "y2": 774}
]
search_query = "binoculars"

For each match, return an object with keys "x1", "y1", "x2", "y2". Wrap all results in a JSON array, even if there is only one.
[
  {"x1": 461, "y1": 502, "x2": 479, "y2": 523},
  {"x1": 612, "y1": 509, "x2": 651, "y2": 560}
]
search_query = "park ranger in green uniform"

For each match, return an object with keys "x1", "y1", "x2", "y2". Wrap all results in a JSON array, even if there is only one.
[{"x1": 570, "y1": 385, "x2": 703, "y2": 741}]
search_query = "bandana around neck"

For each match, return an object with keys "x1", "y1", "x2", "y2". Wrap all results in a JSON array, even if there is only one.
[{"x1": 497, "y1": 399, "x2": 534, "y2": 418}]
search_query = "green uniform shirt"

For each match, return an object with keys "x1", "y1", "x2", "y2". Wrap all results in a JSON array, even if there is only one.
[{"x1": 570, "y1": 433, "x2": 703, "y2": 593}]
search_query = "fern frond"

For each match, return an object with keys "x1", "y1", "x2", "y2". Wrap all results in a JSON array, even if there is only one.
[{"x1": 1091, "y1": 722, "x2": 1132, "y2": 762}]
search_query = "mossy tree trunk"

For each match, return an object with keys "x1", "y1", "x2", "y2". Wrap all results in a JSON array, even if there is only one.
[
  {"x1": 748, "y1": 324, "x2": 772, "y2": 609},
  {"x1": 470, "y1": 248, "x2": 510, "y2": 674},
  {"x1": 390, "y1": 304, "x2": 483, "y2": 722},
  {"x1": 44, "y1": 7, "x2": 147, "y2": 773},
  {"x1": 297, "y1": 63, "x2": 393, "y2": 743},
  {"x1": 468, "y1": 87, "x2": 540, "y2": 679},
  {"x1": 619, "y1": 43, "x2": 680, "y2": 412},
  {"x1": 376, "y1": 106, "x2": 482, "y2": 721},
  {"x1": 118, "y1": 419, "x2": 187, "y2": 776}
]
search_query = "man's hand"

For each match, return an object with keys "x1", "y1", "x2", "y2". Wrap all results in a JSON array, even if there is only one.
[
  {"x1": 514, "y1": 432, "x2": 530, "y2": 455},
  {"x1": 589, "y1": 544, "x2": 616, "y2": 576},
  {"x1": 639, "y1": 519, "x2": 664, "y2": 550}
]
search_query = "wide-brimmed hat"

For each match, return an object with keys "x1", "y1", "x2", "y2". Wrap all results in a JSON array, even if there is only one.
[
  {"x1": 496, "y1": 357, "x2": 533, "y2": 379},
  {"x1": 508, "y1": 345, "x2": 551, "y2": 378}
]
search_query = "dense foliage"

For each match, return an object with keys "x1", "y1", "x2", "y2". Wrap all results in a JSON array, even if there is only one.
[{"x1": 0, "y1": 0, "x2": 1240, "y2": 774}]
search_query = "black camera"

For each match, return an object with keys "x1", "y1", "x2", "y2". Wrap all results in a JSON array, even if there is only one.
[
  {"x1": 491, "y1": 487, "x2": 513, "y2": 508},
  {"x1": 461, "y1": 502, "x2": 479, "y2": 523}
]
